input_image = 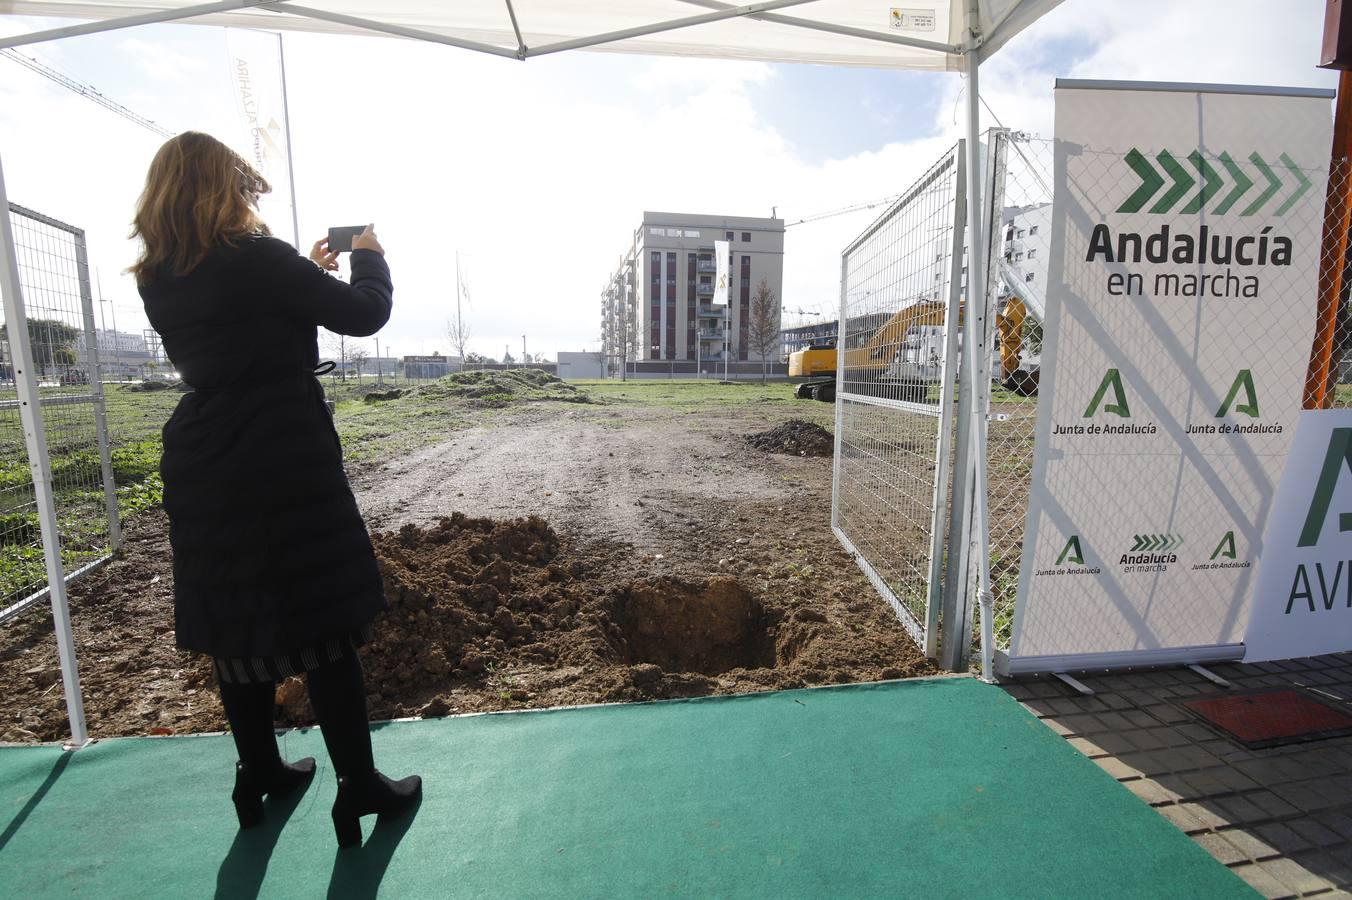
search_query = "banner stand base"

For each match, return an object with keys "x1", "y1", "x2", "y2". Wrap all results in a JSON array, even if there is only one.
[
  {"x1": 1053, "y1": 672, "x2": 1095, "y2": 695},
  {"x1": 996, "y1": 644, "x2": 1245, "y2": 678}
]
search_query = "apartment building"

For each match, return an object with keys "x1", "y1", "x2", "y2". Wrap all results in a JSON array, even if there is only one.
[{"x1": 602, "y1": 212, "x2": 784, "y2": 369}]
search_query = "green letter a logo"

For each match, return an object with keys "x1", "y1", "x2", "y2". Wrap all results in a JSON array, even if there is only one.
[
  {"x1": 1298, "y1": 427, "x2": 1352, "y2": 547},
  {"x1": 1084, "y1": 369, "x2": 1131, "y2": 418},
  {"x1": 1056, "y1": 535, "x2": 1085, "y2": 565},
  {"x1": 1216, "y1": 370, "x2": 1260, "y2": 418},
  {"x1": 1210, "y1": 531, "x2": 1237, "y2": 560}
]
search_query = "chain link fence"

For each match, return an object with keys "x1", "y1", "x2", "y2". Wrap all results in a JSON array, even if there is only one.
[
  {"x1": 832, "y1": 142, "x2": 966, "y2": 653},
  {"x1": 1, "y1": 204, "x2": 119, "y2": 622},
  {"x1": 978, "y1": 132, "x2": 1053, "y2": 655}
]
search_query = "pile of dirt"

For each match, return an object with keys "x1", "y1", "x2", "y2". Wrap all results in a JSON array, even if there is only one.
[
  {"x1": 277, "y1": 514, "x2": 828, "y2": 723},
  {"x1": 126, "y1": 380, "x2": 188, "y2": 393},
  {"x1": 407, "y1": 370, "x2": 589, "y2": 407},
  {"x1": 746, "y1": 419, "x2": 834, "y2": 457},
  {"x1": 363, "y1": 388, "x2": 406, "y2": 403}
]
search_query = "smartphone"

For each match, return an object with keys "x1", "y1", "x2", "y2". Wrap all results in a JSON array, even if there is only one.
[{"x1": 326, "y1": 225, "x2": 366, "y2": 253}]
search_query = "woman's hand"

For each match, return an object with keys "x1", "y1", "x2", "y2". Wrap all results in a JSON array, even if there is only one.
[
  {"x1": 352, "y1": 224, "x2": 384, "y2": 256},
  {"x1": 309, "y1": 238, "x2": 340, "y2": 271}
]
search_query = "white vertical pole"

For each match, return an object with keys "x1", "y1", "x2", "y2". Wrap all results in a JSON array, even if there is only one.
[
  {"x1": 74, "y1": 230, "x2": 121, "y2": 551},
  {"x1": 0, "y1": 155, "x2": 89, "y2": 748},
  {"x1": 960, "y1": 6, "x2": 996, "y2": 680},
  {"x1": 275, "y1": 31, "x2": 301, "y2": 250}
]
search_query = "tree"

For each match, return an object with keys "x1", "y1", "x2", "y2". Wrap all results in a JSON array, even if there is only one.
[
  {"x1": 320, "y1": 332, "x2": 348, "y2": 381},
  {"x1": 747, "y1": 278, "x2": 781, "y2": 383},
  {"x1": 502, "y1": 349, "x2": 516, "y2": 366},
  {"x1": 14, "y1": 318, "x2": 81, "y2": 377},
  {"x1": 347, "y1": 346, "x2": 369, "y2": 384},
  {"x1": 447, "y1": 263, "x2": 472, "y2": 366}
]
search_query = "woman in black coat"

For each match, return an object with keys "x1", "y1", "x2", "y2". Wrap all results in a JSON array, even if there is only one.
[{"x1": 133, "y1": 132, "x2": 419, "y2": 848}]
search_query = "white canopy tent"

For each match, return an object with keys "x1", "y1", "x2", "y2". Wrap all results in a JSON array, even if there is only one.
[
  {"x1": 1, "y1": 1, "x2": 1058, "y2": 66},
  {"x1": 0, "y1": 0, "x2": 1063, "y2": 745}
]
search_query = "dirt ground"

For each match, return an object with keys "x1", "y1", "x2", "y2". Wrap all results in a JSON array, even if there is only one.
[{"x1": 0, "y1": 386, "x2": 934, "y2": 742}]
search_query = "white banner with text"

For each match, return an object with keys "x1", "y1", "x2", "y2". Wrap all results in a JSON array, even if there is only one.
[{"x1": 1004, "y1": 81, "x2": 1332, "y2": 673}]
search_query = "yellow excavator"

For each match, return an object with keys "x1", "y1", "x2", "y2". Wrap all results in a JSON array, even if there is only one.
[{"x1": 789, "y1": 294, "x2": 1039, "y2": 402}]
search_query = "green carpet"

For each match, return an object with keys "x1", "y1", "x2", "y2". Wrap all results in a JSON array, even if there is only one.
[{"x1": 0, "y1": 677, "x2": 1252, "y2": 899}]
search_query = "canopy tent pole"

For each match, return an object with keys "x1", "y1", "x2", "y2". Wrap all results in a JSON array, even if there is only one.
[
  {"x1": 523, "y1": 0, "x2": 822, "y2": 59},
  {"x1": 677, "y1": 0, "x2": 963, "y2": 56},
  {"x1": 0, "y1": 150, "x2": 90, "y2": 748},
  {"x1": 267, "y1": 4, "x2": 524, "y2": 59},
  {"x1": 941, "y1": 0, "x2": 996, "y2": 674},
  {"x1": 503, "y1": 0, "x2": 527, "y2": 58},
  {"x1": 0, "y1": 0, "x2": 288, "y2": 50}
]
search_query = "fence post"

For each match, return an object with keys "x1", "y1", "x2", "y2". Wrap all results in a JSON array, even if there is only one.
[
  {"x1": 74, "y1": 228, "x2": 121, "y2": 551},
  {"x1": 0, "y1": 157, "x2": 89, "y2": 748}
]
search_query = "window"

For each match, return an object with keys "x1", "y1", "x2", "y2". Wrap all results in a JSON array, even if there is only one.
[
  {"x1": 1017, "y1": 229, "x2": 1026, "y2": 238},
  {"x1": 1029, "y1": 225, "x2": 1039, "y2": 235},
  {"x1": 1025, "y1": 272, "x2": 1036, "y2": 283},
  {"x1": 741, "y1": 232, "x2": 751, "y2": 242},
  {"x1": 725, "y1": 231, "x2": 734, "y2": 240},
  {"x1": 961, "y1": 266, "x2": 968, "y2": 274},
  {"x1": 741, "y1": 256, "x2": 750, "y2": 265},
  {"x1": 1027, "y1": 249, "x2": 1037, "y2": 259}
]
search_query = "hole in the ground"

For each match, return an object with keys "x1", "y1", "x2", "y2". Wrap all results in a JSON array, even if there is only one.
[{"x1": 609, "y1": 577, "x2": 776, "y2": 675}]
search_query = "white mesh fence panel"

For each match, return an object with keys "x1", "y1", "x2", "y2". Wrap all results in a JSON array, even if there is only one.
[
  {"x1": 0, "y1": 204, "x2": 118, "y2": 622},
  {"x1": 832, "y1": 142, "x2": 966, "y2": 654}
]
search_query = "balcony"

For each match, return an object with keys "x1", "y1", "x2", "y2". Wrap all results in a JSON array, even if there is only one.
[
  {"x1": 696, "y1": 282, "x2": 715, "y2": 295},
  {"x1": 698, "y1": 329, "x2": 725, "y2": 340},
  {"x1": 697, "y1": 261, "x2": 716, "y2": 273}
]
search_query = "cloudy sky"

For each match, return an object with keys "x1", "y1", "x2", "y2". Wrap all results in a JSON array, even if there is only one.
[{"x1": 0, "y1": 2, "x2": 1338, "y2": 361}]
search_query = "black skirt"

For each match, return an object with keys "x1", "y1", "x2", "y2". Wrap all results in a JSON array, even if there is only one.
[{"x1": 212, "y1": 625, "x2": 372, "y2": 685}]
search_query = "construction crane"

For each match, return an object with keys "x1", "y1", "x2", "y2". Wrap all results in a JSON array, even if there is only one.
[
  {"x1": 1, "y1": 48, "x2": 174, "y2": 138},
  {"x1": 783, "y1": 193, "x2": 903, "y2": 228}
]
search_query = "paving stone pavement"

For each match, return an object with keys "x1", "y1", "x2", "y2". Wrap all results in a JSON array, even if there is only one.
[{"x1": 1003, "y1": 652, "x2": 1352, "y2": 899}]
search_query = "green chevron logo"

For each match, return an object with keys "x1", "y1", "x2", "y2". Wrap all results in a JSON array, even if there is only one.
[
  {"x1": 1130, "y1": 533, "x2": 1184, "y2": 552},
  {"x1": 1118, "y1": 149, "x2": 1312, "y2": 217}
]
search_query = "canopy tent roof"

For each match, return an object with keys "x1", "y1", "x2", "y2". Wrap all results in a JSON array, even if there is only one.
[{"x1": 0, "y1": 0, "x2": 1061, "y2": 69}]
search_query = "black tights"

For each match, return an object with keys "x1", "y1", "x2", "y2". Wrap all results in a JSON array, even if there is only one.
[{"x1": 217, "y1": 652, "x2": 375, "y2": 779}]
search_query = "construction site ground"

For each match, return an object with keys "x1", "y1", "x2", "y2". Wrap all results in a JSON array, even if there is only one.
[{"x1": 0, "y1": 378, "x2": 933, "y2": 741}]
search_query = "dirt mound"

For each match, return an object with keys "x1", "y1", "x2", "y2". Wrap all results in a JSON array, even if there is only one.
[
  {"x1": 747, "y1": 419, "x2": 834, "y2": 457},
  {"x1": 406, "y1": 370, "x2": 589, "y2": 407}
]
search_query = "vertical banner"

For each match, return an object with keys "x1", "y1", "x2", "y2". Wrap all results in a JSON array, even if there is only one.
[
  {"x1": 1005, "y1": 81, "x2": 1333, "y2": 673},
  {"x1": 225, "y1": 28, "x2": 298, "y2": 247},
  {"x1": 714, "y1": 239, "x2": 730, "y2": 307},
  {"x1": 1246, "y1": 410, "x2": 1352, "y2": 661}
]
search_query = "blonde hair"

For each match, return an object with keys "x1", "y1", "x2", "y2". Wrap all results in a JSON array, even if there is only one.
[{"x1": 129, "y1": 131, "x2": 271, "y2": 285}]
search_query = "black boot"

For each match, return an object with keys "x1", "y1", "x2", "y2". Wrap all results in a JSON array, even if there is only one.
[
  {"x1": 331, "y1": 771, "x2": 423, "y2": 848},
  {"x1": 218, "y1": 676, "x2": 316, "y2": 829},
  {"x1": 231, "y1": 757, "x2": 318, "y2": 828},
  {"x1": 308, "y1": 651, "x2": 422, "y2": 848}
]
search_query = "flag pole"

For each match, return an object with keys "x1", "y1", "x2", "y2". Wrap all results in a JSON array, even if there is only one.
[{"x1": 276, "y1": 30, "x2": 301, "y2": 249}]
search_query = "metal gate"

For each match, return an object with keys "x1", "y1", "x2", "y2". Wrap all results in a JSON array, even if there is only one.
[
  {"x1": 0, "y1": 186, "x2": 121, "y2": 746},
  {"x1": 1, "y1": 203, "x2": 120, "y2": 623},
  {"x1": 831, "y1": 142, "x2": 967, "y2": 656}
]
